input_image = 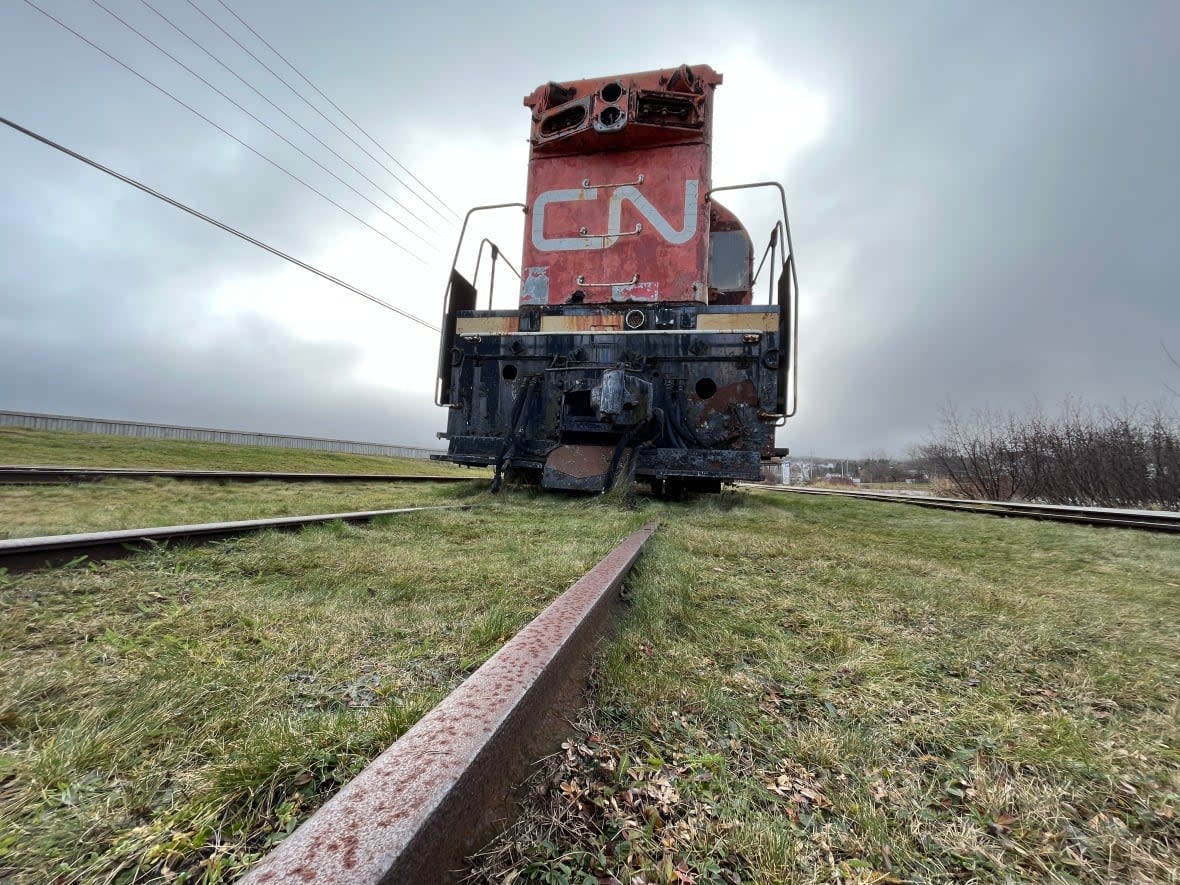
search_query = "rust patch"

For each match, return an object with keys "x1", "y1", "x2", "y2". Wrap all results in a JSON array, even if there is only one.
[
  {"x1": 695, "y1": 310, "x2": 777, "y2": 331},
  {"x1": 456, "y1": 315, "x2": 520, "y2": 334},
  {"x1": 539, "y1": 314, "x2": 625, "y2": 332},
  {"x1": 340, "y1": 834, "x2": 358, "y2": 870},
  {"x1": 699, "y1": 379, "x2": 757, "y2": 419},
  {"x1": 542, "y1": 444, "x2": 616, "y2": 492},
  {"x1": 544, "y1": 444, "x2": 614, "y2": 479}
]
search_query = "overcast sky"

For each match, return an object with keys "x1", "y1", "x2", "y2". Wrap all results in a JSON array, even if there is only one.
[{"x1": 2, "y1": 0, "x2": 1177, "y2": 456}]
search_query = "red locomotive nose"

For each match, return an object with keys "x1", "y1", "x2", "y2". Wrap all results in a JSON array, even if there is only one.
[{"x1": 520, "y1": 65, "x2": 723, "y2": 307}]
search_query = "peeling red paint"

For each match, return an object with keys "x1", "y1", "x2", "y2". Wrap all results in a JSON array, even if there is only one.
[{"x1": 699, "y1": 379, "x2": 758, "y2": 419}]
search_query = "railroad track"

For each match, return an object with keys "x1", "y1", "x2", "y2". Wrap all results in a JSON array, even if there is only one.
[
  {"x1": 746, "y1": 484, "x2": 1180, "y2": 533},
  {"x1": 0, "y1": 465, "x2": 476, "y2": 484},
  {"x1": 0, "y1": 505, "x2": 468, "y2": 572},
  {"x1": 6, "y1": 473, "x2": 657, "y2": 882},
  {"x1": 240, "y1": 521, "x2": 658, "y2": 885}
]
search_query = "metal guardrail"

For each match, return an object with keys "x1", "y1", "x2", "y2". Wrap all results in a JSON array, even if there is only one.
[{"x1": 0, "y1": 410, "x2": 443, "y2": 460}]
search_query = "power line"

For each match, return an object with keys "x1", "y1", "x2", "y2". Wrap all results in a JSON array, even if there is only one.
[
  {"x1": 136, "y1": 0, "x2": 443, "y2": 237},
  {"x1": 1, "y1": 116, "x2": 440, "y2": 332},
  {"x1": 191, "y1": 0, "x2": 459, "y2": 226},
  {"x1": 214, "y1": 0, "x2": 460, "y2": 222},
  {"x1": 87, "y1": 0, "x2": 438, "y2": 250},
  {"x1": 19, "y1": 0, "x2": 428, "y2": 265}
]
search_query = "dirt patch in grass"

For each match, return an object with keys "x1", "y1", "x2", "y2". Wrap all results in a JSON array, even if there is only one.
[
  {"x1": 0, "y1": 492, "x2": 648, "y2": 883},
  {"x1": 469, "y1": 490, "x2": 1180, "y2": 884},
  {"x1": 0, "y1": 426, "x2": 483, "y2": 476},
  {"x1": 0, "y1": 478, "x2": 474, "y2": 539}
]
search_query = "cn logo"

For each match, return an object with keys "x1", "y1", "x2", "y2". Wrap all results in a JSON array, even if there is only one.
[{"x1": 531, "y1": 180, "x2": 699, "y2": 252}]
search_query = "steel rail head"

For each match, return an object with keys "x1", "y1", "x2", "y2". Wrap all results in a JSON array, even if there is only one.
[
  {"x1": 240, "y1": 521, "x2": 659, "y2": 885},
  {"x1": 744, "y1": 484, "x2": 1180, "y2": 533},
  {"x1": 0, "y1": 505, "x2": 472, "y2": 573}
]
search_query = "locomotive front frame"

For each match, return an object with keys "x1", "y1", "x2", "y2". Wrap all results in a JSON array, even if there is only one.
[{"x1": 433, "y1": 65, "x2": 798, "y2": 494}]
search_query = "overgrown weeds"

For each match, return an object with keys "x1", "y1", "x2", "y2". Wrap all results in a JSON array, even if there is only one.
[
  {"x1": 0, "y1": 494, "x2": 646, "y2": 882},
  {"x1": 469, "y1": 490, "x2": 1180, "y2": 884},
  {"x1": 4, "y1": 480, "x2": 1178, "y2": 883}
]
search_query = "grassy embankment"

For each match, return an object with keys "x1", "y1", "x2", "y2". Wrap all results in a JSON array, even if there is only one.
[
  {"x1": 0, "y1": 426, "x2": 480, "y2": 475},
  {"x1": 1, "y1": 480, "x2": 1176, "y2": 883},
  {"x1": 0, "y1": 426, "x2": 488, "y2": 538}
]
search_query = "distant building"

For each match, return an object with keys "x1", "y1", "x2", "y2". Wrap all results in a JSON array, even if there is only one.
[{"x1": 761, "y1": 459, "x2": 789, "y2": 484}]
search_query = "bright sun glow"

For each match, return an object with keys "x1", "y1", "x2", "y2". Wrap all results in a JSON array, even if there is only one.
[{"x1": 711, "y1": 52, "x2": 829, "y2": 183}]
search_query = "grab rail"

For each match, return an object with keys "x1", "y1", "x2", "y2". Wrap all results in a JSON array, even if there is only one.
[
  {"x1": 435, "y1": 203, "x2": 526, "y2": 406},
  {"x1": 707, "y1": 182, "x2": 800, "y2": 419}
]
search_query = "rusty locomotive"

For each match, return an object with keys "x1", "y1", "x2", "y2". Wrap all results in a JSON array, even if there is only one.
[{"x1": 434, "y1": 64, "x2": 798, "y2": 494}]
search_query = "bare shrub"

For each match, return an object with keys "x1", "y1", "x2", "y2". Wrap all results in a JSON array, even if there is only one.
[{"x1": 920, "y1": 400, "x2": 1180, "y2": 510}]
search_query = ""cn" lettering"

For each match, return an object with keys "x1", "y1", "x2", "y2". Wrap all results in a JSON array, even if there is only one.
[{"x1": 531, "y1": 180, "x2": 699, "y2": 252}]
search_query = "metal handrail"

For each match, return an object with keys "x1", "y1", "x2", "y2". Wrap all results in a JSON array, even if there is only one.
[
  {"x1": 472, "y1": 237, "x2": 522, "y2": 311},
  {"x1": 750, "y1": 220, "x2": 785, "y2": 304},
  {"x1": 436, "y1": 203, "x2": 526, "y2": 406},
  {"x1": 707, "y1": 182, "x2": 800, "y2": 418}
]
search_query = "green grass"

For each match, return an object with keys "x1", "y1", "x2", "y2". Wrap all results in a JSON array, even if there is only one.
[
  {"x1": 469, "y1": 490, "x2": 1180, "y2": 884},
  {"x1": 0, "y1": 478, "x2": 473, "y2": 539},
  {"x1": 851, "y1": 481, "x2": 933, "y2": 493},
  {"x1": 0, "y1": 427, "x2": 481, "y2": 476},
  {"x1": 0, "y1": 492, "x2": 649, "y2": 883},
  {"x1": 3, "y1": 481, "x2": 1177, "y2": 884}
]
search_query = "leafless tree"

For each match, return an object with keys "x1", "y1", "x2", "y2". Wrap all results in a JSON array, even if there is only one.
[{"x1": 919, "y1": 399, "x2": 1180, "y2": 510}]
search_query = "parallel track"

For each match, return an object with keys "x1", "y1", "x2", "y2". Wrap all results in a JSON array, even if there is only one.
[
  {"x1": 747, "y1": 484, "x2": 1180, "y2": 533},
  {"x1": 0, "y1": 505, "x2": 468, "y2": 572},
  {"x1": 0, "y1": 465, "x2": 475, "y2": 484}
]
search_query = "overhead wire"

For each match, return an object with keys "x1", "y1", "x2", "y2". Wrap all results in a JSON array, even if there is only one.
[
  {"x1": 18, "y1": 0, "x2": 427, "y2": 264},
  {"x1": 135, "y1": 0, "x2": 443, "y2": 237},
  {"x1": 22, "y1": 7, "x2": 432, "y2": 268},
  {"x1": 190, "y1": 0, "x2": 459, "y2": 226},
  {"x1": 0, "y1": 115, "x2": 440, "y2": 332},
  {"x1": 214, "y1": 0, "x2": 460, "y2": 222},
  {"x1": 86, "y1": 0, "x2": 438, "y2": 251}
]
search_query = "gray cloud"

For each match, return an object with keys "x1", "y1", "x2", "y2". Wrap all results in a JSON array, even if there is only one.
[
  {"x1": 0, "y1": 287, "x2": 440, "y2": 445},
  {"x1": 2, "y1": 0, "x2": 1177, "y2": 457},
  {"x1": 773, "y1": 0, "x2": 1180, "y2": 453}
]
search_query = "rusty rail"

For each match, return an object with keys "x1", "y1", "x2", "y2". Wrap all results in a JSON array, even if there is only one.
[
  {"x1": 0, "y1": 466, "x2": 477, "y2": 485},
  {"x1": 240, "y1": 521, "x2": 658, "y2": 885},
  {"x1": 746, "y1": 484, "x2": 1180, "y2": 533},
  {"x1": 0, "y1": 506, "x2": 468, "y2": 573}
]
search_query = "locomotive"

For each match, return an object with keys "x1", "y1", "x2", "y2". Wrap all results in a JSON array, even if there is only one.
[{"x1": 434, "y1": 64, "x2": 798, "y2": 494}]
